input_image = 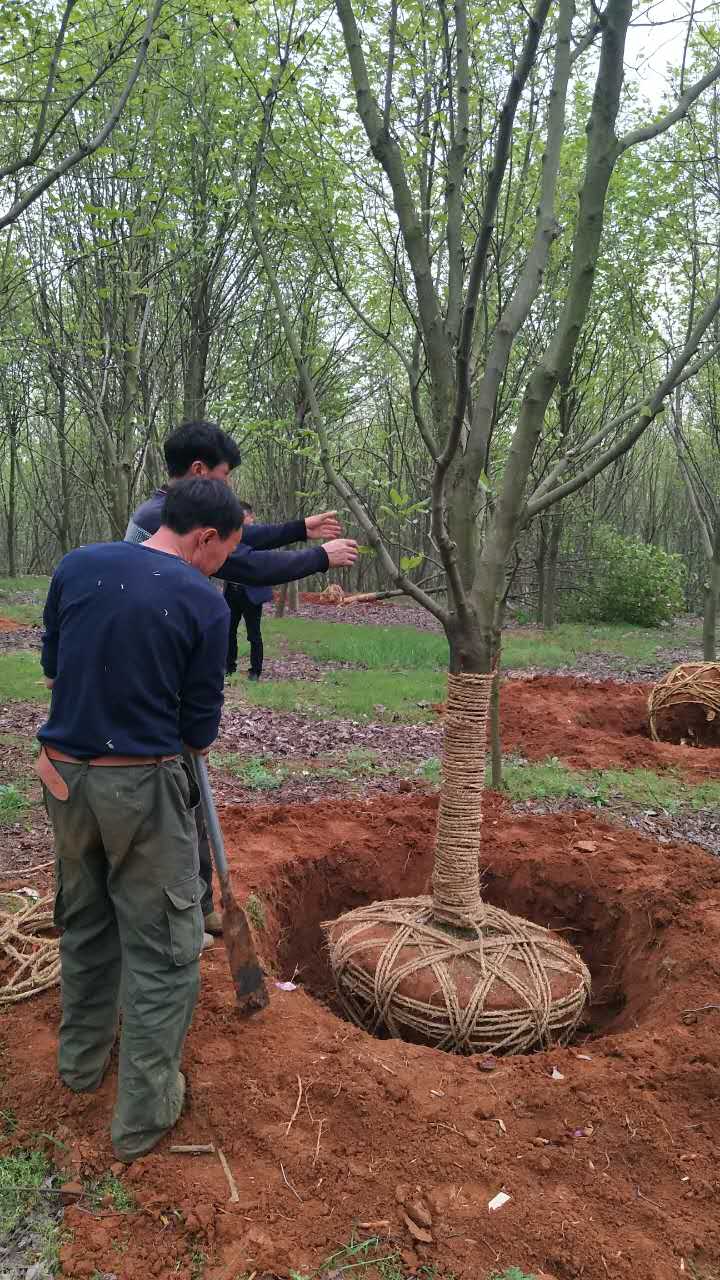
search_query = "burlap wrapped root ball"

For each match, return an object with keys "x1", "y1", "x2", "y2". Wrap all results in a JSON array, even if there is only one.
[
  {"x1": 324, "y1": 671, "x2": 590, "y2": 1057},
  {"x1": 648, "y1": 662, "x2": 720, "y2": 748},
  {"x1": 323, "y1": 897, "x2": 590, "y2": 1056}
]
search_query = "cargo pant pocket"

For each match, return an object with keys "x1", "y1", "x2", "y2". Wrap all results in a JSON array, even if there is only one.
[{"x1": 164, "y1": 877, "x2": 204, "y2": 966}]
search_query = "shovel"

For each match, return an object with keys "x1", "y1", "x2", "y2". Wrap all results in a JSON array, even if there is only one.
[{"x1": 193, "y1": 754, "x2": 269, "y2": 1014}]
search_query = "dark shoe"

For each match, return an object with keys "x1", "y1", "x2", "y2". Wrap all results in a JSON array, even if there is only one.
[
  {"x1": 247, "y1": 671, "x2": 261, "y2": 682},
  {"x1": 226, "y1": 667, "x2": 236, "y2": 677}
]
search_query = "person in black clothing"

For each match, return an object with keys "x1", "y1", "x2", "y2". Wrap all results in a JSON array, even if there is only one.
[
  {"x1": 125, "y1": 421, "x2": 358, "y2": 940},
  {"x1": 224, "y1": 503, "x2": 272, "y2": 680}
]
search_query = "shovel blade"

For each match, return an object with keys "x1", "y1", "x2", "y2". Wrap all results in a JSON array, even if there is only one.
[{"x1": 220, "y1": 880, "x2": 269, "y2": 1014}]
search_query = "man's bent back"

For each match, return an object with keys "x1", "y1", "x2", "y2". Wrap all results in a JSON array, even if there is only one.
[{"x1": 37, "y1": 479, "x2": 243, "y2": 1162}]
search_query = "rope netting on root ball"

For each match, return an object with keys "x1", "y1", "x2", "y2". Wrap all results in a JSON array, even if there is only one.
[
  {"x1": 0, "y1": 894, "x2": 60, "y2": 1004},
  {"x1": 324, "y1": 673, "x2": 590, "y2": 1056},
  {"x1": 648, "y1": 662, "x2": 720, "y2": 747}
]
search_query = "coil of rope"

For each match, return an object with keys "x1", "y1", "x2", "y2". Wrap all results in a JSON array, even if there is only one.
[{"x1": 0, "y1": 894, "x2": 60, "y2": 1004}]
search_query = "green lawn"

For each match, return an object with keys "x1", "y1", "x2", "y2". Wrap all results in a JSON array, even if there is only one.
[
  {"x1": 498, "y1": 757, "x2": 720, "y2": 813},
  {"x1": 0, "y1": 575, "x2": 50, "y2": 626},
  {"x1": 263, "y1": 616, "x2": 702, "y2": 673},
  {"x1": 230, "y1": 666, "x2": 444, "y2": 722}
]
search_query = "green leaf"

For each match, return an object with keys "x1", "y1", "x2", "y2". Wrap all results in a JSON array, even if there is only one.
[{"x1": 400, "y1": 553, "x2": 424, "y2": 572}]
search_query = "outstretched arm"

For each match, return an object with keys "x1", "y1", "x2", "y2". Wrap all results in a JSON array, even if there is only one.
[
  {"x1": 242, "y1": 510, "x2": 342, "y2": 550},
  {"x1": 216, "y1": 539, "x2": 358, "y2": 587}
]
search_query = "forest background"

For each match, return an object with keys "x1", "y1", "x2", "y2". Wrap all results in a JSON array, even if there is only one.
[{"x1": 1, "y1": 0, "x2": 720, "y2": 654}]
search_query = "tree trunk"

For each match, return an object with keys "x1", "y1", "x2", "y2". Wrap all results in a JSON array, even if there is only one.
[
  {"x1": 6, "y1": 415, "x2": 17, "y2": 577},
  {"x1": 54, "y1": 365, "x2": 70, "y2": 554},
  {"x1": 702, "y1": 528, "x2": 720, "y2": 661},
  {"x1": 535, "y1": 521, "x2": 547, "y2": 623},
  {"x1": 182, "y1": 278, "x2": 211, "y2": 422},
  {"x1": 430, "y1": 664, "x2": 494, "y2": 929},
  {"x1": 542, "y1": 513, "x2": 563, "y2": 628}
]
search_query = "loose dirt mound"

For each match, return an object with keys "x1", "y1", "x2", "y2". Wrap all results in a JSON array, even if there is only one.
[
  {"x1": 2, "y1": 793, "x2": 720, "y2": 1280},
  {"x1": 500, "y1": 675, "x2": 720, "y2": 777},
  {"x1": 0, "y1": 615, "x2": 23, "y2": 631}
]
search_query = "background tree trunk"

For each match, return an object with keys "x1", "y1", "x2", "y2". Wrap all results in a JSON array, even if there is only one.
[{"x1": 702, "y1": 526, "x2": 720, "y2": 660}]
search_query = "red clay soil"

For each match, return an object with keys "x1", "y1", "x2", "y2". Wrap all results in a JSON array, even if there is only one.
[
  {"x1": 3, "y1": 792, "x2": 720, "y2": 1280},
  {"x1": 0, "y1": 615, "x2": 22, "y2": 631},
  {"x1": 499, "y1": 675, "x2": 720, "y2": 778}
]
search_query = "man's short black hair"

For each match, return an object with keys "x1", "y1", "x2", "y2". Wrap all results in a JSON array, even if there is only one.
[
  {"x1": 239, "y1": 501, "x2": 254, "y2": 515},
  {"x1": 164, "y1": 421, "x2": 242, "y2": 477},
  {"x1": 161, "y1": 478, "x2": 245, "y2": 539}
]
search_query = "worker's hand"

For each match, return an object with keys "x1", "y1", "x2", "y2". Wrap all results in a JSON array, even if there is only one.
[
  {"x1": 183, "y1": 743, "x2": 212, "y2": 756},
  {"x1": 322, "y1": 538, "x2": 359, "y2": 567},
  {"x1": 44, "y1": 677, "x2": 54, "y2": 689},
  {"x1": 305, "y1": 510, "x2": 342, "y2": 540}
]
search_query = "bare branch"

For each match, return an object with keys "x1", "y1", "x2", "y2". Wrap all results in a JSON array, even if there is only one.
[
  {"x1": 0, "y1": 0, "x2": 164, "y2": 232},
  {"x1": 526, "y1": 287, "x2": 720, "y2": 518},
  {"x1": 618, "y1": 59, "x2": 720, "y2": 154}
]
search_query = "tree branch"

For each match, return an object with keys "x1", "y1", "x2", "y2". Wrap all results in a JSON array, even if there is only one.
[
  {"x1": 617, "y1": 59, "x2": 720, "y2": 154},
  {"x1": 0, "y1": 0, "x2": 164, "y2": 232},
  {"x1": 526, "y1": 286, "x2": 720, "y2": 517}
]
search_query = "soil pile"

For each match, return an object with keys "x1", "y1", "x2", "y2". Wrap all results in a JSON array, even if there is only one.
[
  {"x1": 2, "y1": 793, "x2": 720, "y2": 1280},
  {"x1": 500, "y1": 675, "x2": 720, "y2": 777}
]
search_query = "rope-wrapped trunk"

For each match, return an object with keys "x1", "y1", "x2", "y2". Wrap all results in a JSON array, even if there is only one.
[{"x1": 431, "y1": 672, "x2": 493, "y2": 928}]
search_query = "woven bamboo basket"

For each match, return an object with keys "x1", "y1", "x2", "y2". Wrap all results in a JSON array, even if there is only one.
[
  {"x1": 648, "y1": 662, "x2": 720, "y2": 747},
  {"x1": 324, "y1": 673, "x2": 590, "y2": 1056}
]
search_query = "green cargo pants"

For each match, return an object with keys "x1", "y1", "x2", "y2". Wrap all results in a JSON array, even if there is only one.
[{"x1": 44, "y1": 757, "x2": 203, "y2": 1162}]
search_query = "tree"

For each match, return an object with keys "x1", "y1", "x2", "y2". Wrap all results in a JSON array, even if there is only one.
[{"x1": 249, "y1": 0, "x2": 720, "y2": 678}]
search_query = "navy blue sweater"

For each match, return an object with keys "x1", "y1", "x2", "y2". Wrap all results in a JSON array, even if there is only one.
[
  {"x1": 39, "y1": 542, "x2": 229, "y2": 758},
  {"x1": 126, "y1": 489, "x2": 328, "y2": 588}
]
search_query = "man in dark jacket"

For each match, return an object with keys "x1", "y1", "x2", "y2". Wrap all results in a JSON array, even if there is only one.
[
  {"x1": 126, "y1": 420, "x2": 357, "y2": 587},
  {"x1": 37, "y1": 478, "x2": 243, "y2": 1162},
  {"x1": 125, "y1": 420, "x2": 358, "y2": 941},
  {"x1": 224, "y1": 503, "x2": 272, "y2": 680}
]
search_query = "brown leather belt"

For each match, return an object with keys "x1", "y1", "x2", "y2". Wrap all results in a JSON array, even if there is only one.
[{"x1": 36, "y1": 745, "x2": 180, "y2": 802}]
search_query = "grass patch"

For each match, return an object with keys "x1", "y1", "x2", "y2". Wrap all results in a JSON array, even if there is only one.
[
  {"x1": 213, "y1": 753, "x2": 286, "y2": 790},
  {"x1": 489, "y1": 1271, "x2": 539, "y2": 1280},
  {"x1": 0, "y1": 1148, "x2": 52, "y2": 1237},
  {"x1": 0, "y1": 574, "x2": 49, "y2": 626},
  {"x1": 212, "y1": 747, "x2": 408, "y2": 788},
  {"x1": 234, "y1": 668, "x2": 444, "y2": 723},
  {"x1": 0, "y1": 782, "x2": 29, "y2": 825},
  {"x1": 499, "y1": 757, "x2": 720, "y2": 813},
  {"x1": 87, "y1": 1172, "x2": 136, "y2": 1213},
  {"x1": 287, "y1": 1234, "x2": 452, "y2": 1280},
  {"x1": 266, "y1": 616, "x2": 702, "y2": 674},
  {"x1": 0, "y1": 651, "x2": 49, "y2": 702},
  {"x1": 418, "y1": 755, "x2": 720, "y2": 815}
]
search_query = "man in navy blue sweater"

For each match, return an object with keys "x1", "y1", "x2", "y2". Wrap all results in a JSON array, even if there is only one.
[
  {"x1": 126, "y1": 420, "x2": 358, "y2": 939},
  {"x1": 37, "y1": 478, "x2": 243, "y2": 1162}
]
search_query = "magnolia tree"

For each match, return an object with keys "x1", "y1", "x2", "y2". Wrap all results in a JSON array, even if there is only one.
[{"x1": 247, "y1": 0, "x2": 720, "y2": 682}]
